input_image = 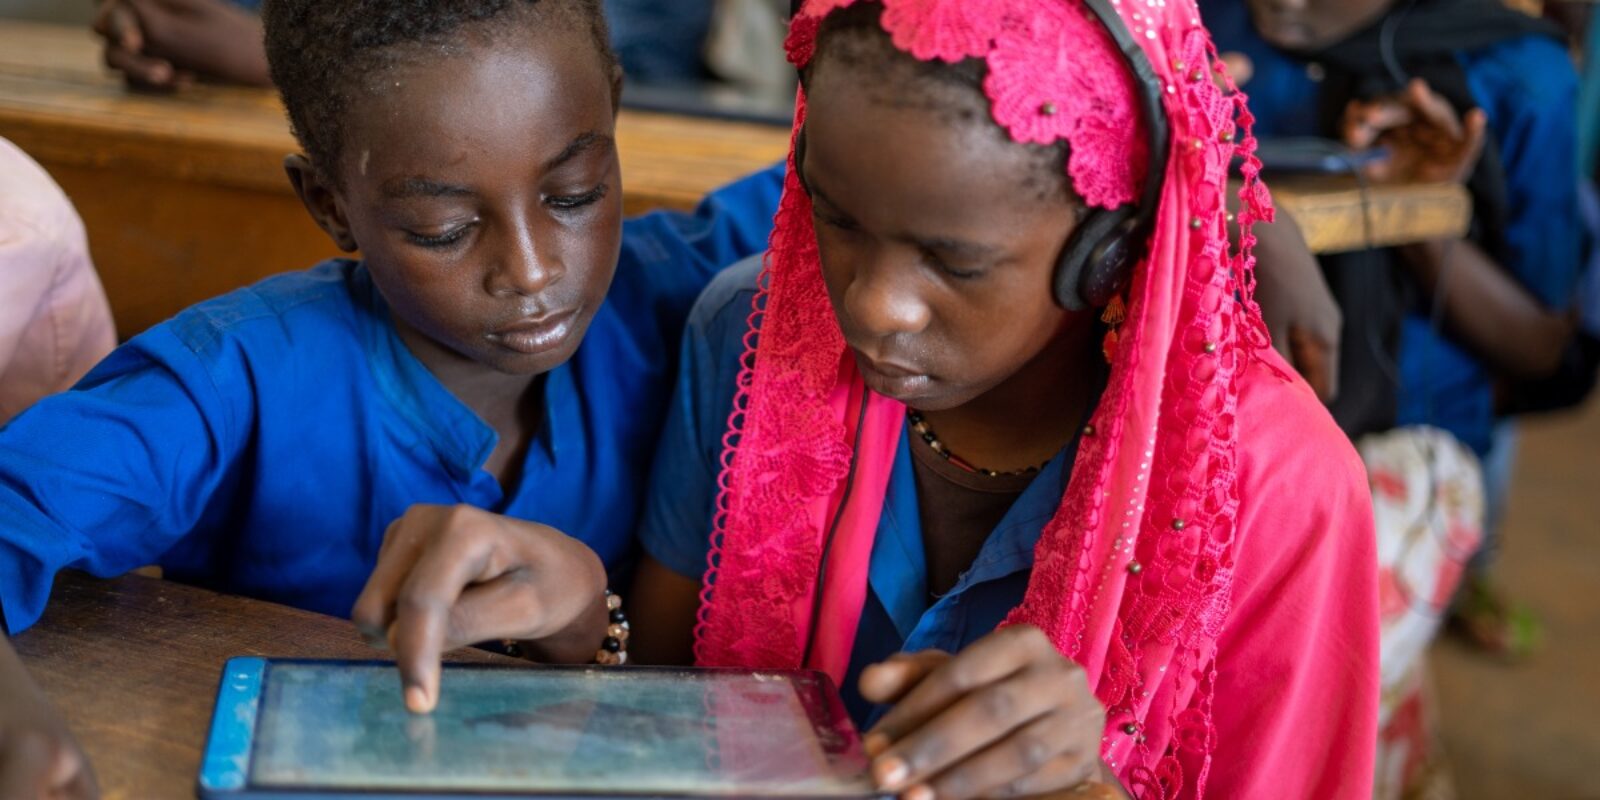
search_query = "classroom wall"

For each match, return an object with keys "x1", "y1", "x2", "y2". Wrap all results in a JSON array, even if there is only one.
[{"x1": 0, "y1": 0, "x2": 93, "y2": 26}]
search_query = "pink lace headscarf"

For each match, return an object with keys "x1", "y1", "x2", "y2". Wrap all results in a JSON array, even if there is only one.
[{"x1": 693, "y1": 1, "x2": 1275, "y2": 796}]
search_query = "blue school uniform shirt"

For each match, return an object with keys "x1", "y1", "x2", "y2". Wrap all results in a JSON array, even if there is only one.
[
  {"x1": 0, "y1": 164, "x2": 784, "y2": 635},
  {"x1": 638, "y1": 258, "x2": 1080, "y2": 727},
  {"x1": 1201, "y1": 1, "x2": 1584, "y2": 455}
]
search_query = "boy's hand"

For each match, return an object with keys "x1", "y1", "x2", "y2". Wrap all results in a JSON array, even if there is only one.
[
  {"x1": 858, "y1": 625, "x2": 1122, "y2": 800},
  {"x1": 93, "y1": 0, "x2": 271, "y2": 89},
  {"x1": 351, "y1": 504, "x2": 610, "y2": 714},
  {"x1": 1341, "y1": 78, "x2": 1488, "y2": 185},
  {"x1": 0, "y1": 640, "x2": 99, "y2": 799}
]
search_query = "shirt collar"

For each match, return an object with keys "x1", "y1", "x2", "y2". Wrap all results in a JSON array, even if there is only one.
[
  {"x1": 349, "y1": 263, "x2": 497, "y2": 480},
  {"x1": 869, "y1": 425, "x2": 1080, "y2": 640}
]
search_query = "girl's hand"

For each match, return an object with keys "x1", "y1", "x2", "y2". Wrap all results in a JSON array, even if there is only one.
[
  {"x1": 858, "y1": 625, "x2": 1121, "y2": 800},
  {"x1": 351, "y1": 504, "x2": 610, "y2": 713},
  {"x1": 0, "y1": 639, "x2": 99, "y2": 800},
  {"x1": 1341, "y1": 78, "x2": 1488, "y2": 185}
]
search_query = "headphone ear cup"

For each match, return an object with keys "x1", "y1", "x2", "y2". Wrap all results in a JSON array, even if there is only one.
[
  {"x1": 1081, "y1": 214, "x2": 1141, "y2": 308},
  {"x1": 1053, "y1": 208, "x2": 1132, "y2": 311}
]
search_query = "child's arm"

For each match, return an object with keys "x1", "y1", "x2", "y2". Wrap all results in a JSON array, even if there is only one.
[
  {"x1": 853, "y1": 627, "x2": 1126, "y2": 800},
  {"x1": 626, "y1": 259, "x2": 770, "y2": 664},
  {"x1": 93, "y1": 0, "x2": 270, "y2": 89},
  {"x1": 1398, "y1": 237, "x2": 1574, "y2": 378},
  {"x1": 0, "y1": 327, "x2": 250, "y2": 635},
  {"x1": 1247, "y1": 209, "x2": 1343, "y2": 402},
  {"x1": 352, "y1": 258, "x2": 768, "y2": 711},
  {"x1": 0, "y1": 631, "x2": 99, "y2": 799},
  {"x1": 1343, "y1": 76, "x2": 1580, "y2": 380},
  {"x1": 624, "y1": 556, "x2": 702, "y2": 666},
  {"x1": 349, "y1": 504, "x2": 614, "y2": 714}
]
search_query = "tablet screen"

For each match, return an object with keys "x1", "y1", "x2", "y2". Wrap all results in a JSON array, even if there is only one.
[{"x1": 245, "y1": 661, "x2": 874, "y2": 797}]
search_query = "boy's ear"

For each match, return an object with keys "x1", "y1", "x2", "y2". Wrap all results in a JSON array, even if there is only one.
[{"x1": 284, "y1": 154, "x2": 358, "y2": 253}]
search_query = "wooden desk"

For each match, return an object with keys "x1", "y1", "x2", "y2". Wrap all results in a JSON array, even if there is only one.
[
  {"x1": 12, "y1": 572, "x2": 513, "y2": 800},
  {"x1": 0, "y1": 20, "x2": 1471, "y2": 339},
  {"x1": 0, "y1": 21, "x2": 793, "y2": 338},
  {"x1": 1264, "y1": 174, "x2": 1472, "y2": 255}
]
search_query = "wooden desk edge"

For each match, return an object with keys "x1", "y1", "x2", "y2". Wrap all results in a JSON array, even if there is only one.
[{"x1": 1272, "y1": 180, "x2": 1473, "y2": 254}]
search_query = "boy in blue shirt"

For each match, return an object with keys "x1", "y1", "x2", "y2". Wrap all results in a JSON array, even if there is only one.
[{"x1": 0, "y1": 0, "x2": 779, "y2": 792}]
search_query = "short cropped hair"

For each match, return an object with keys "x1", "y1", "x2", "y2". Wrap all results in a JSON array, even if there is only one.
[{"x1": 263, "y1": 0, "x2": 617, "y2": 182}]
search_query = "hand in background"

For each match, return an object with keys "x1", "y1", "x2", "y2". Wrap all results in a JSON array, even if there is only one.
[
  {"x1": 0, "y1": 637, "x2": 99, "y2": 799},
  {"x1": 350, "y1": 504, "x2": 610, "y2": 714},
  {"x1": 1250, "y1": 212, "x2": 1342, "y2": 403},
  {"x1": 1342, "y1": 78, "x2": 1488, "y2": 185},
  {"x1": 93, "y1": 0, "x2": 270, "y2": 90},
  {"x1": 857, "y1": 626, "x2": 1124, "y2": 800}
]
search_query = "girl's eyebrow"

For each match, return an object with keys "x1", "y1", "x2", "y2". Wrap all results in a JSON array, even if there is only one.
[
  {"x1": 812, "y1": 176, "x2": 1000, "y2": 259},
  {"x1": 910, "y1": 235, "x2": 1001, "y2": 260},
  {"x1": 812, "y1": 166, "x2": 998, "y2": 259}
]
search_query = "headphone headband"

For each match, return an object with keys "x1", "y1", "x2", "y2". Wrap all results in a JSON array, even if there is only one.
[{"x1": 1078, "y1": 0, "x2": 1169, "y2": 229}]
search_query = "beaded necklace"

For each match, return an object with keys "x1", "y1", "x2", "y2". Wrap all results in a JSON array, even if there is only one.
[{"x1": 905, "y1": 409, "x2": 1052, "y2": 478}]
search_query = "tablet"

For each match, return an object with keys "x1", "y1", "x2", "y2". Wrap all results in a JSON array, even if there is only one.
[{"x1": 199, "y1": 658, "x2": 882, "y2": 800}]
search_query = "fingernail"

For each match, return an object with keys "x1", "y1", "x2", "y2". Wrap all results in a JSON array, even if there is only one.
[
  {"x1": 405, "y1": 685, "x2": 431, "y2": 714},
  {"x1": 904, "y1": 785, "x2": 934, "y2": 800},
  {"x1": 863, "y1": 732, "x2": 890, "y2": 757},
  {"x1": 875, "y1": 757, "x2": 909, "y2": 790}
]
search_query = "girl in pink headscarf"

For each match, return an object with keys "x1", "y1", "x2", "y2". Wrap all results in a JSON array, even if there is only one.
[{"x1": 629, "y1": 1, "x2": 1380, "y2": 797}]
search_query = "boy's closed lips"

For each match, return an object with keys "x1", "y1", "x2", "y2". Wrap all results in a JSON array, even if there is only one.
[{"x1": 488, "y1": 308, "x2": 580, "y2": 356}]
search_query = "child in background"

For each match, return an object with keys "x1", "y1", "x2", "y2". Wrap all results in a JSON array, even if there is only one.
[
  {"x1": 1201, "y1": 0, "x2": 1584, "y2": 793},
  {"x1": 0, "y1": 0, "x2": 779, "y2": 792},
  {"x1": 1199, "y1": 0, "x2": 1580, "y2": 643},
  {"x1": 0, "y1": 138, "x2": 116, "y2": 424}
]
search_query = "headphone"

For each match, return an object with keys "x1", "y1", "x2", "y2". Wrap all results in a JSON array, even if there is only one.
[{"x1": 788, "y1": 0, "x2": 1171, "y2": 312}]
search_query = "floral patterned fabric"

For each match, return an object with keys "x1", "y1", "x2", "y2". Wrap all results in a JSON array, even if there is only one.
[{"x1": 1361, "y1": 427, "x2": 1484, "y2": 800}]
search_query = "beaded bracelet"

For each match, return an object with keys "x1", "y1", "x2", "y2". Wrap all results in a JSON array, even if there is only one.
[
  {"x1": 500, "y1": 590, "x2": 628, "y2": 665},
  {"x1": 595, "y1": 590, "x2": 629, "y2": 666}
]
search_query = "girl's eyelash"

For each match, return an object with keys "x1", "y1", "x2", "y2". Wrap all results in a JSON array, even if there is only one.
[
  {"x1": 406, "y1": 225, "x2": 472, "y2": 248},
  {"x1": 813, "y1": 209, "x2": 858, "y2": 231},
  {"x1": 548, "y1": 184, "x2": 608, "y2": 210},
  {"x1": 922, "y1": 249, "x2": 982, "y2": 280},
  {"x1": 937, "y1": 263, "x2": 982, "y2": 281}
]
